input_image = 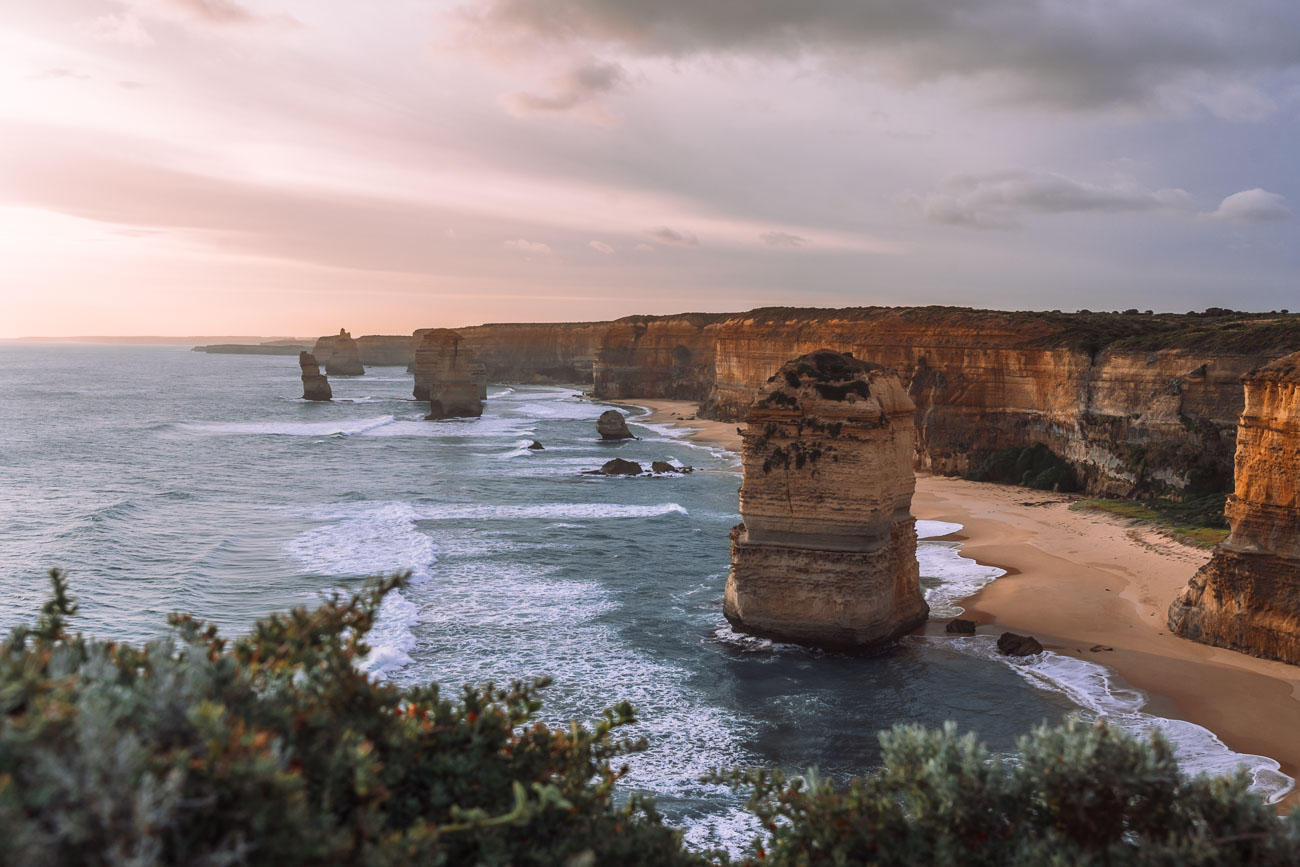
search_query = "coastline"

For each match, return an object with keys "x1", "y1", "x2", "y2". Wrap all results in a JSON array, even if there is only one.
[{"x1": 622, "y1": 398, "x2": 1300, "y2": 807}]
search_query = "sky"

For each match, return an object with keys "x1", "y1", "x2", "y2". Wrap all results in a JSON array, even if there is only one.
[{"x1": 2, "y1": 0, "x2": 1298, "y2": 336}]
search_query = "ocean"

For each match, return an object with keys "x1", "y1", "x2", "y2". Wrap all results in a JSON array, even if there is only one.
[{"x1": 0, "y1": 344, "x2": 1289, "y2": 853}]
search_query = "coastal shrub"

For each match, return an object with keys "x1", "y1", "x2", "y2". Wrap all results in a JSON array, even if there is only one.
[
  {"x1": 713, "y1": 718, "x2": 1300, "y2": 866},
  {"x1": 0, "y1": 570, "x2": 705, "y2": 867},
  {"x1": 965, "y1": 444, "x2": 1079, "y2": 492},
  {"x1": 5, "y1": 574, "x2": 1300, "y2": 866}
]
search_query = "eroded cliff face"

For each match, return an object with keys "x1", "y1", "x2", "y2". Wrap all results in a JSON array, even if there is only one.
[
  {"x1": 413, "y1": 329, "x2": 483, "y2": 419},
  {"x1": 1169, "y1": 352, "x2": 1300, "y2": 663},
  {"x1": 672, "y1": 308, "x2": 1280, "y2": 495},
  {"x1": 454, "y1": 322, "x2": 611, "y2": 384},
  {"x1": 356, "y1": 335, "x2": 414, "y2": 367},
  {"x1": 724, "y1": 350, "x2": 928, "y2": 648},
  {"x1": 592, "y1": 314, "x2": 727, "y2": 400}
]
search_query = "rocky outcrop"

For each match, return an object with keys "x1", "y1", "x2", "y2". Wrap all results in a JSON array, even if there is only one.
[
  {"x1": 468, "y1": 360, "x2": 488, "y2": 400},
  {"x1": 413, "y1": 329, "x2": 483, "y2": 419},
  {"x1": 356, "y1": 335, "x2": 414, "y2": 367},
  {"x1": 596, "y1": 458, "x2": 642, "y2": 475},
  {"x1": 313, "y1": 329, "x2": 365, "y2": 376},
  {"x1": 946, "y1": 618, "x2": 977, "y2": 634},
  {"x1": 299, "y1": 352, "x2": 331, "y2": 401},
  {"x1": 596, "y1": 410, "x2": 634, "y2": 440},
  {"x1": 724, "y1": 350, "x2": 929, "y2": 649},
  {"x1": 1169, "y1": 352, "x2": 1300, "y2": 663},
  {"x1": 593, "y1": 314, "x2": 728, "y2": 400},
  {"x1": 997, "y1": 632, "x2": 1044, "y2": 656}
]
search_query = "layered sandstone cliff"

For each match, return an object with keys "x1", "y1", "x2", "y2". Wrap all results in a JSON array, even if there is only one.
[
  {"x1": 585, "y1": 308, "x2": 1299, "y2": 496},
  {"x1": 413, "y1": 329, "x2": 483, "y2": 419},
  {"x1": 1168, "y1": 352, "x2": 1300, "y2": 663},
  {"x1": 356, "y1": 335, "x2": 414, "y2": 367},
  {"x1": 724, "y1": 350, "x2": 929, "y2": 648},
  {"x1": 454, "y1": 322, "x2": 611, "y2": 384},
  {"x1": 299, "y1": 352, "x2": 331, "y2": 401},
  {"x1": 313, "y1": 329, "x2": 365, "y2": 376}
]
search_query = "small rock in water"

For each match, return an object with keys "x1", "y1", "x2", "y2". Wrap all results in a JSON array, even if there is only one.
[
  {"x1": 596, "y1": 410, "x2": 635, "y2": 440},
  {"x1": 598, "y1": 458, "x2": 643, "y2": 476},
  {"x1": 527, "y1": 441, "x2": 545, "y2": 450},
  {"x1": 996, "y1": 632, "x2": 1044, "y2": 656},
  {"x1": 945, "y1": 618, "x2": 977, "y2": 634},
  {"x1": 651, "y1": 461, "x2": 681, "y2": 474}
]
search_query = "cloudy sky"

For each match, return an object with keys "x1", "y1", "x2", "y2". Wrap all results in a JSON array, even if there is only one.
[{"x1": 2, "y1": 0, "x2": 1298, "y2": 336}]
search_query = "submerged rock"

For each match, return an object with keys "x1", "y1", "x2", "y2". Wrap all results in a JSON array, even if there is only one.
[
  {"x1": 598, "y1": 458, "x2": 643, "y2": 475},
  {"x1": 527, "y1": 441, "x2": 545, "y2": 450},
  {"x1": 996, "y1": 632, "x2": 1043, "y2": 656},
  {"x1": 299, "y1": 352, "x2": 332, "y2": 401},
  {"x1": 725, "y1": 349, "x2": 928, "y2": 650},
  {"x1": 596, "y1": 410, "x2": 634, "y2": 440},
  {"x1": 945, "y1": 618, "x2": 977, "y2": 634},
  {"x1": 651, "y1": 461, "x2": 679, "y2": 474}
]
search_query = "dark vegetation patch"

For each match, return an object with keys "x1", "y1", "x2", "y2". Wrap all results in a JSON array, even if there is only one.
[
  {"x1": 813, "y1": 380, "x2": 871, "y2": 401},
  {"x1": 964, "y1": 444, "x2": 1079, "y2": 492},
  {"x1": 1072, "y1": 493, "x2": 1229, "y2": 548}
]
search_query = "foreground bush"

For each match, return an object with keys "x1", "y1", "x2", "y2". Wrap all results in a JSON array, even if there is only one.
[
  {"x1": 713, "y1": 721, "x2": 1300, "y2": 866},
  {"x1": 0, "y1": 571, "x2": 703, "y2": 866},
  {"x1": 2, "y1": 573, "x2": 1298, "y2": 865}
]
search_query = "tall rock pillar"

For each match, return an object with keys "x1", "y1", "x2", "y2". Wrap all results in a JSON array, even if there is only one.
[
  {"x1": 299, "y1": 351, "x2": 332, "y2": 401},
  {"x1": 413, "y1": 329, "x2": 484, "y2": 420},
  {"x1": 315, "y1": 328, "x2": 364, "y2": 376},
  {"x1": 1169, "y1": 352, "x2": 1300, "y2": 662},
  {"x1": 725, "y1": 349, "x2": 928, "y2": 648}
]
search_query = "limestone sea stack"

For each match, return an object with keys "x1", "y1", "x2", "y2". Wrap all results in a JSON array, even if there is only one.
[
  {"x1": 468, "y1": 359, "x2": 489, "y2": 400},
  {"x1": 299, "y1": 352, "x2": 332, "y2": 401},
  {"x1": 724, "y1": 349, "x2": 929, "y2": 649},
  {"x1": 413, "y1": 329, "x2": 483, "y2": 419},
  {"x1": 316, "y1": 328, "x2": 365, "y2": 376},
  {"x1": 1169, "y1": 351, "x2": 1300, "y2": 662},
  {"x1": 596, "y1": 410, "x2": 634, "y2": 440}
]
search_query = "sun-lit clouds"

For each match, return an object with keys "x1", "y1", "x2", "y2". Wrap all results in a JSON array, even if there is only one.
[
  {"x1": 504, "y1": 238, "x2": 551, "y2": 255},
  {"x1": 469, "y1": 0, "x2": 1300, "y2": 119},
  {"x1": 648, "y1": 226, "x2": 699, "y2": 247},
  {"x1": 760, "y1": 231, "x2": 806, "y2": 249},
  {"x1": 905, "y1": 170, "x2": 1197, "y2": 230},
  {"x1": 588, "y1": 240, "x2": 615, "y2": 254},
  {"x1": 1206, "y1": 189, "x2": 1292, "y2": 223},
  {"x1": 501, "y1": 59, "x2": 627, "y2": 123}
]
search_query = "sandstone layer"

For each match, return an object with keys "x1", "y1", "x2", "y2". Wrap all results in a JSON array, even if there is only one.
[
  {"x1": 298, "y1": 352, "x2": 331, "y2": 401},
  {"x1": 413, "y1": 329, "x2": 483, "y2": 419},
  {"x1": 724, "y1": 350, "x2": 929, "y2": 648},
  {"x1": 313, "y1": 329, "x2": 365, "y2": 376},
  {"x1": 1169, "y1": 351, "x2": 1300, "y2": 663}
]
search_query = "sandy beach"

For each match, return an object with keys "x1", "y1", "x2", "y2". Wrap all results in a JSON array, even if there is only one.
[{"x1": 626, "y1": 398, "x2": 1300, "y2": 806}]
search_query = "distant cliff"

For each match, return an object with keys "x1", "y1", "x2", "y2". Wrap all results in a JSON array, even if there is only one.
[
  {"x1": 1169, "y1": 352, "x2": 1300, "y2": 662},
  {"x1": 590, "y1": 307, "x2": 1300, "y2": 496},
  {"x1": 309, "y1": 307, "x2": 1299, "y2": 497}
]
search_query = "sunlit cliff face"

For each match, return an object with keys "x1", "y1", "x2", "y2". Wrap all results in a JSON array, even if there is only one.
[{"x1": 2, "y1": 0, "x2": 1298, "y2": 336}]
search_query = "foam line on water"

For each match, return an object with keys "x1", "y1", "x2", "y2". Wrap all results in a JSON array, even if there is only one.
[
  {"x1": 285, "y1": 502, "x2": 435, "y2": 679},
  {"x1": 918, "y1": 537, "x2": 1006, "y2": 618},
  {"x1": 928, "y1": 635, "x2": 1295, "y2": 804},
  {"x1": 407, "y1": 502, "x2": 689, "y2": 521},
  {"x1": 182, "y1": 415, "x2": 396, "y2": 437},
  {"x1": 917, "y1": 520, "x2": 963, "y2": 539}
]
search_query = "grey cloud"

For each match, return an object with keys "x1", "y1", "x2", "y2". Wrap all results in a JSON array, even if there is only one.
[
  {"x1": 648, "y1": 226, "x2": 699, "y2": 246},
  {"x1": 472, "y1": 0, "x2": 1300, "y2": 115},
  {"x1": 1206, "y1": 189, "x2": 1292, "y2": 223},
  {"x1": 502, "y1": 60, "x2": 625, "y2": 116},
  {"x1": 908, "y1": 170, "x2": 1195, "y2": 229},
  {"x1": 760, "y1": 231, "x2": 806, "y2": 248},
  {"x1": 158, "y1": 0, "x2": 274, "y2": 26},
  {"x1": 588, "y1": 240, "x2": 615, "y2": 254}
]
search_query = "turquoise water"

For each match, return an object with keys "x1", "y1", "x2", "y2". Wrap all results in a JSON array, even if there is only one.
[{"x1": 0, "y1": 345, "x2": 1286, "y2": 851}]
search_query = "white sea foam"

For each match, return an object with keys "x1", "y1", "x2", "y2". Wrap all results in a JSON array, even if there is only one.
[
  {"x1": 917, "y1": 520, "x2": 963, "y2": 539},
  {"x1": 285, "y1": 502, "x2": 435, "y2": 679},
  {"x1": 930, "y1": 635, "x2": 1295, "y2": 804},
  {"x1": 183, "y1": 415, "x2": 397, "y2": 437},
  {"x1": 917, "y1": 540, "x2": 1006, "y2": 618},
  {"x1": 411, "y1": 502, "x2": 688, "y2": 521}
]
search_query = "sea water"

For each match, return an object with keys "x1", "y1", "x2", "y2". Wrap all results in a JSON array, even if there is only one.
[{"x1": 0, "y1": 345, "x2": 1289, "y2": 853}]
